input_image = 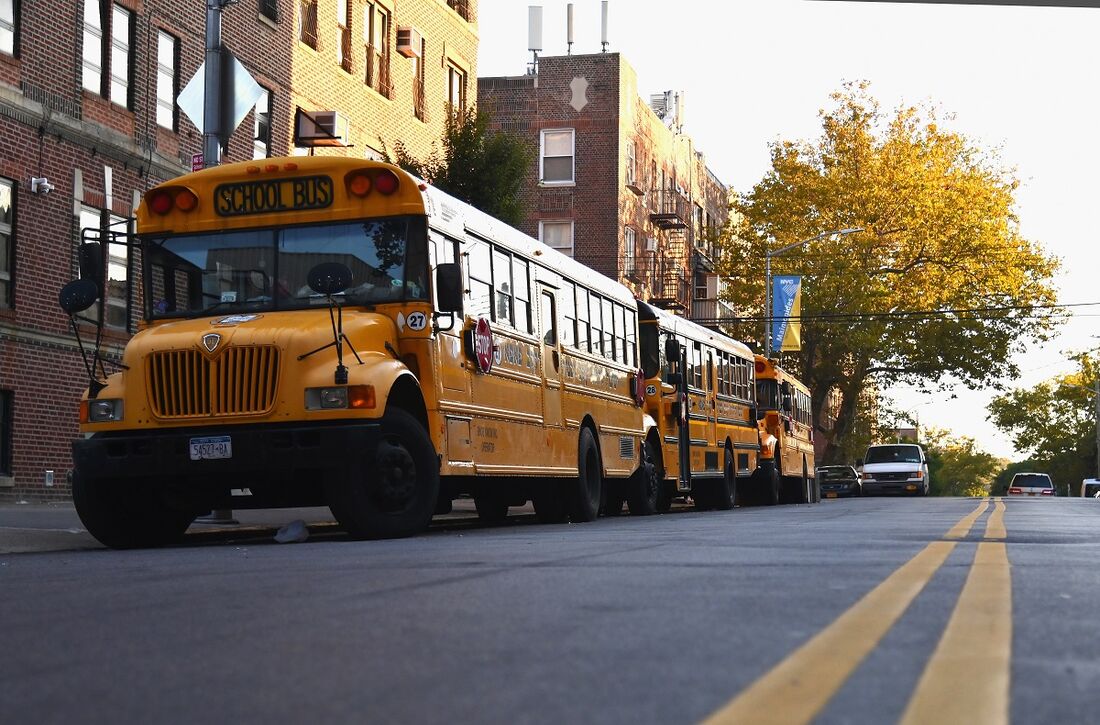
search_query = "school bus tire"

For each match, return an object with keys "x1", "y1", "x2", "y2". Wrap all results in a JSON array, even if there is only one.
[
  {"x1": 712, "y1": 447, "x2": 737, "y2": 511},
  {"x1": 626, "y1": 437, "x2": 661, "y2": 516},
  {"x1": 569, "y1": 426, "x2": 603, "y2": 523},
  {"x1": 73, "y1": 472, "x2": 195, "y2": 549},
  {"x1": 761, "y1": 463, "x2": 781, "y2": 506},
  {"x1": 326, "y1": 407, "x2": 439, "y2": 540}
]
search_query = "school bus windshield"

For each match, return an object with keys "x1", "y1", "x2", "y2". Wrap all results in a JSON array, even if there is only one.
[{"x1": 143, "y1": 215, "x2": 429, "y2": 319}]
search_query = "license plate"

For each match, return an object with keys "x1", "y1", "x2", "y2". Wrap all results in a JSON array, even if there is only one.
[
  {"x1": 826, "y1": 492, "x2": 838, "y2": 498},
  {"x1": 1028, "y1": 492, "x2": 1036, "y2": 496},
  {"x1": 190, "y1": 436, "x2": 232, "y2": 461}
]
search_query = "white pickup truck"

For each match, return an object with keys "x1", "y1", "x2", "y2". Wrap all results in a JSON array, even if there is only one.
[{"x1": 858, "y1": 444, "x2": 930, "y2": 496}]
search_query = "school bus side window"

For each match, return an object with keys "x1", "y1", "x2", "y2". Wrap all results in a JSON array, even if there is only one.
[
  {"x1": 625, "y1": 308, "x2": 636, "y2": 367},
  {"x1": 590, "y1": 292, "x2": 603, "y2": 357},
  {"x1": 513, "y1": 256, "x2": 531, "y2": 334},
  {"x1": 602, "y1": 297, "x2": 614, "y2": 361},
  {"x1": 492, "y1": 248, "x2": 512, "y2": 326},
  {"x1": 467, "y1": 238, "x2": 491, "y2": 318},
  {"x1": 560, "y1": 280, "x2": 576, "y2": 347},
  {"x1": 576, "y1": 285, "x2": 590, "y2": 352},
  {"x1": 692, "y1": 342, "x2": 703, "y2": 389}
]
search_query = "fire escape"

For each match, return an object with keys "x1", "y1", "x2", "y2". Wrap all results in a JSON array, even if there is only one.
[{"x1": 645, "y1": 188, "x2": 690, "y2": 312}]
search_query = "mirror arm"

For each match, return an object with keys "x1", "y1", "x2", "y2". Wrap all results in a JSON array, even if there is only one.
[{"x1": 432, "y1": 310, "x2": 456, "y2": 333}]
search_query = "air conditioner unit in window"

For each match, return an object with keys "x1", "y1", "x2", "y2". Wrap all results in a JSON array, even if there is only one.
[
  {"x1": 396, "y1": 26, "x2": 423, "y2": 58},
  {"x1": 645, "y1": 237, "x2": 658, "y2": 253},
  {"x1": 293, "y1": 108, "x2": 349, "y2": 147}
]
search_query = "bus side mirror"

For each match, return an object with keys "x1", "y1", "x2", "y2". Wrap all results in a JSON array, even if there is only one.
[
  {"x1": 78, "y1": 242, "x2": 104, "y2": 294},
  {"x1": 666, "y1": 372, "x2": 682, "y2": 387},
  {"x1": 308, "y1": 262, "x2": 352, "y2": 296},
  {"x1": 435, "y1": 263, "x2": 463, "y2": 313},
  {"x1": 664, "y1": 338, "x2": 681, "y2": 363},
  {"x1": 58, "y1": 279, "x2": 100, "y2": 315}
]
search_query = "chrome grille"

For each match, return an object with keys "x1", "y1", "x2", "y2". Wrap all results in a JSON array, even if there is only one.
[{"x1": 147, "y1": 346, "x2": 280, "y2": 418}]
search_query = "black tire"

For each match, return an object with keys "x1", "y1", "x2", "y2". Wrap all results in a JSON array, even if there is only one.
[
  {"x1": 474, "y1": 494, "x2": 509, "y2": 524},
  {"x1": 570, "y1": 427, "x2": 603, "y2": 522},
  {"x1": 713, "y1": 447, "x2": 737, "y2": 510},
  {"x1": 656, "y1": 480, "x2": 673, "y2": 513},
  {"x1": 326, "y1": 407, "x2": 439, "y2": 540},
  {"x1": 762, "y1": 464, "x2": 780, "y2": 506},
  {"x1": 626, "y1": 437, "x2": 660, "y2": 516},
  {"x1": 73, "y1": 472, "x2": 194, "y2": 549}
]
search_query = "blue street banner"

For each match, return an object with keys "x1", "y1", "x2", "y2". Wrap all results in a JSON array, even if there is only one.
[{"x1": 771, "y1": 275, "x2": 802, "y2": 352}]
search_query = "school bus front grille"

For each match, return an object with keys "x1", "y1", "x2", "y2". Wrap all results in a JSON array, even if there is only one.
[{"x1": 147, "y1": 346, "x2": 280, "y2": 418}]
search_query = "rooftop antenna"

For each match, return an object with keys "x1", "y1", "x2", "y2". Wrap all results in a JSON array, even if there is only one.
[
  {"x1": 567, "y1": 3, "x2": 574, "y2": 55},
  {"x1": 601, "y1": 1, "x2": 609, "y2": 53},
  {"x1": 528, "y1": 6, "x2": 543, "y2": 75}
]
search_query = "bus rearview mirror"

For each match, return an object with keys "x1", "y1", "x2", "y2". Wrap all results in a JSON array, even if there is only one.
[{"x1": 435, "y1": 263, "x2": 463, "y2": 313}]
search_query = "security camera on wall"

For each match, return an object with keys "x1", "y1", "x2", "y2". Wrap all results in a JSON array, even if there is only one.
[{"x1": 30, "y1": 177, "x2": 54, "y2": 194}]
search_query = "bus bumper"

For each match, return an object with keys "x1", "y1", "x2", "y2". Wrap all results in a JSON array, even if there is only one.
[{"x1": 71, "y1": 422, "x2": 382, "y2": 509}]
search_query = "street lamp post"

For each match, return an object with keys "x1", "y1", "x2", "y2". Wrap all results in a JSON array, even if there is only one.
[{"x1": 764, "y1": 228, "x2": 863, "y2": 358}]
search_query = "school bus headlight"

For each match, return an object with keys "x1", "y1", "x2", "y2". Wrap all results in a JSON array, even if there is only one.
[
  {"x1": 85, "y1": 399, "x2": 124, "y2": 423},
  {"x1": 306, "y1": 385, "x2": 375, "y2": 410}
]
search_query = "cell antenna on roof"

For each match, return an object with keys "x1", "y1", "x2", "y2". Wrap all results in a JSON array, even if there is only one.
[
  {"x1": 528, "y1": 6, "x2": 543, "y2": 75},
  {"x1": 567, "y1": 3, "x2": 574, "y2": 55},
  {"x1": 601, "y1": 1, "x2": 609, "y2": 52}
]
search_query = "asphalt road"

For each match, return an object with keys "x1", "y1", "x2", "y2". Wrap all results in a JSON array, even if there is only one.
[{"x1": 1, "y1": 495, "x2": 1097, "y2": 724}]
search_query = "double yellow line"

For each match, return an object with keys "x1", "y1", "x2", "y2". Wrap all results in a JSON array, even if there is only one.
[{"x1": 704, "y1": 498, "x2": 1011, "y2": 725}]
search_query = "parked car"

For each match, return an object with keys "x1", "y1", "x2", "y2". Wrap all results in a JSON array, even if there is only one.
[
  {"x1": 1081, "y1": 479, "x2": 1100, "y2": 498},
  {"x1": 817, "y1": 465, "x2": 862, "y2": 498},
  {"x1": 1008, "y1": 472, "x2": 1055, "y2": 496},
  {"x1": 858, "y1": 444, "x2": 930, "y2": 496}
]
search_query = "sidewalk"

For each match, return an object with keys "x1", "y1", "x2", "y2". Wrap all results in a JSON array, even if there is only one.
[{"x1": 0, "y1": 498, "x2": 483, "y2": 554}]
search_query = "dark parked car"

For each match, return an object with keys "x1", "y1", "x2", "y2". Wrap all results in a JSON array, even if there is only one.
[{"x1": 817, "y1": 465, "x2": 862, "y2": 498}]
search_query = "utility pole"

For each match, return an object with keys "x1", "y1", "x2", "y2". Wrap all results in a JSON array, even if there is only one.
[
  {"x1": 203, "y1": 0, "x2": 232, "y2": 168},
  {"x1": 1093, "y1": 379, "x2": 1099, "y2": 481}
]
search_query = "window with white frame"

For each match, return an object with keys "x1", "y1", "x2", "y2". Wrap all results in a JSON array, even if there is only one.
[
  {"x1": 105, "y1": 214, "x2": 130, "y2": 330},
  {"x1": 155, "y1": 30, "x2": 177, "y2": 130},
  {"x1": 0, "y1": 0, "x2": 18, "y2": 56},
  {"x1": 253, "y1": 88, "x2": 272, "y2": 159},
  {"x1": 78, "y1": 205, "x2": 102, "y2": 320},
  {"x1": 447, "y1": 62, "x2": 466, "y2": 112},
  {"x1": 109, "y1": 4, "x2": 133, "y2": 107},
  {"x1": 337, "y1": 0, "x2": 352, "y2": 72},
  {"x1": 0, "y1": 178, "x2": 12, "y2": 309},
  {"x1": 539, "y1": 220, "x2": 573, "y2": 257},
  {"x1": 363, "y1": 3, "x2": 391, "y2": 96},
  {"x1": 540, "y1": 129, "x2": 574, "y2": 184},
  {"x1": 626, "y1": 140, "x2": 636, "y2": 186},
  {"x1": 82, "y1": 0, "x2": 104, "y2": 93}
]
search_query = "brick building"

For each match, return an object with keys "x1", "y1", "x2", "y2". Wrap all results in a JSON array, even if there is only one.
[
  {"x1": 478, "y1": 52, "x2": 732, "y2": 326},
  {"x1": 0, "y1": 0, "x2": 478, "y2": 500}
]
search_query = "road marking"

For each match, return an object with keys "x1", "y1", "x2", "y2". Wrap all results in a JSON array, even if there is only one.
[
  {"x1": 945, "y1": 497, "x2": 990, "y2": 539},
  {"x1": 985, "y1": 497, "x2": 1006, "y2": 540},
  {"x1": 899, "y1": 542, "x2": 1012, "y2": 725},
  {"x1": 701, "y1": 541, "x2": 956, "y2": 725}
]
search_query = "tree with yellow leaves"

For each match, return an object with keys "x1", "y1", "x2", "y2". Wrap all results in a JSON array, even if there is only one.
[{"x1": 719, "y1": 82, "x2": 1060, "y2": 463}]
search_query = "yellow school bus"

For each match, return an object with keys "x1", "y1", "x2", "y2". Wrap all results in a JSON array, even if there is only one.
[
  {"x1": 59, "y1": 157, "x2": 649, "y2": 547},
  {"x1": 751, "y1": 355, "x2": 818, "y2": 505},
  {"x1": 633, "y1": 302, "x2": 759, "y2": 512}
]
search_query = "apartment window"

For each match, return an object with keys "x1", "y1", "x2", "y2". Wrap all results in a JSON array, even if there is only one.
[
  {"x1": 299, "y1": 0, "x2": 318, "y2": 48},
  {"x1": 105, "y1": 214, "x2": 131, "y2": 330},
  {"x1": 110, "y1": 4, "x2": 133, "y2": 107},
  {"x1": 539, "y1": 220, "x2": 573, "y2": 257},
  {"x1": 0, "y1": 389, "x2": 11, "y2": 477},
  {"x1": 253, "y1": 88, "x2": 272, "y2": 159},
  {"x1": 0, "y1": 179, "x2": 12, "y2": 309},
  {"x1": 82, "y1": 0, "x2": 104, "y2": 93},
  {"x1": 540, "y1": 129, "x2": 574, "y2": 184},
  {"x1": 412, "y1": 38, "x2": 426, "y2": 121},
  {"x1": 336, "y1": 0, "x2": 352, "y2": 72},
  {"x1": 363, "y1": 3, "x2": 391, "y2": 97},
  {"x1": 0, "y1": 0, "x2": 18, "y2": 56},
  {"x1": 78, "y1": 205, "x2": 102, "y2": 319},
  {"x1": 625, "y1": 140, "x2": 636, "y2": 186},
  {"x1": 155, "y1": 30, "x2": 178, "y2": 130},
  {"x1": 259, "y1": 0, "x2": 278, "y2": 22},
  {"x1": 447, "y1": 62, "x2": 466, "y2": 112},
  {"x1": 623, "y1": 227, "x2": 636, "y2": 277},
  {"x1": 446, "y1": 0, "x2": 469, "y2": 21}
]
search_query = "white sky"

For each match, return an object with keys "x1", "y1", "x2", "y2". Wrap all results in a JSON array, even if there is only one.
[{"x1": 475, "y1": 0, "x2": 1100, "y2": 460}]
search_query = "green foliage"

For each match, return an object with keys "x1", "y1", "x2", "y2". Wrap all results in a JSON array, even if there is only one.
[
  {"x1": 988, "y1": 352, "x2": 1098, "y2": 495},
  {"x1": 391, "y1": 105, "x2": 530, "y2": 226},
  {"x1": 920, "y1": 428, "x2": 1000, "y2": 497},
  {"x1": 719, "y1": 82, "x2": 1061, "y2": 463}
]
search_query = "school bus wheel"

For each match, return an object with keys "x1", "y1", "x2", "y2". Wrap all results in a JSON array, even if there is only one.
[
  {"x1": 569, "y1": 427, "x2": 603, "y2": 523},
  {"x1": 712, "y1": 447, "x2": 737, "y2": 511},
  {"x1": 626, "y1": 436, "x2": 660, "y2": 516},
  {"x1": 325, "y1": 407, "x2": 439, "y2": 540},
  {"x1": 72, "y1": 472, "x2": 195, "y2": 549}
]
